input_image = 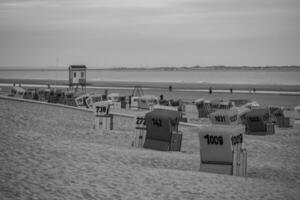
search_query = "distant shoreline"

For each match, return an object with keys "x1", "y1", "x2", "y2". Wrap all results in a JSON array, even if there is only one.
[{"x1": 0, "y1": 66, "x2": 300, "y2": 71}]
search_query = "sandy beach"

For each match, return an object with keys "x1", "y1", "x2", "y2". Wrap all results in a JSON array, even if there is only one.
[
  {"x1": 1, "y1": 78, "x2": 300, "y2": 91},
  {"x1": 1, "y1": 0, "x2": 300, "y2": 199},
  {"x1": 0, "y1": 95, "x2": 299, "y2": 199}
]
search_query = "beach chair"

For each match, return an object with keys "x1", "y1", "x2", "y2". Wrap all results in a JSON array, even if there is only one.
[
  {"x1": 93, "y1": 101, "x2": 113, "y2": 130},
  {"x1": 209, "y1": 109, "x2": 239, "y2": 125},
  {"x1": 268, "y1": 105, "x2": 293, "y2": 128},
  {"x1": 245, "y1": 108, "x2": 275, "y2": 135},
  {"x1": 243, "y1": 101, "x2": 260, "y2": 109},
  {"x1": 195, "y1": 99, "x2": 209, "y2": 118},
  {"x1": 219, "y1": 101, "x2": 234, "y2": 110},
  {"x1": 64, "y1": 91, "x2": 77, "y2": 106},
  {"x1": 56, "y1": 90, "x2": 66, "y2": 104},
  {"x1": 23, "y1": 88, "x2": 38, "y2": 100},
  {"x1": 10, "y1": 86, "x2": 25, "y2": 98},
  {"x1": 140, "y1": 95, "x2": 158, "y2": 110},
  {"x1": 107, "y1": 93, "x2": 120, "y2": 102},
  {"x1": 85, "y1": 94, "x2": 104, "y2": 109},
  {"x1": 210, "y1": 99, "x2": 222, "y2": 113},
  {"x1": 143, "y1": 109, "x2": 182, "y2": 151},
  {"x1": 159, "y1": 99, "x2": 170, "y2": 106},
  {"x1": 199, "y1": 125, "x2": 247, "y2": 176},
  {"x1": 268, "y1": 105, "x2": 283, "y2": 123},
  {"x1": 75, "y1": 94, "x2": 90, "y2": 107},
  {"x1": 131, "y1": 96, "x2": 140, "y2": 110},
  {"x1": 48, "y1": 90, "x2": 56, "y2": 103},
  {"x1": 107, "y1": 93, "x2": 121, "y2": 109},
  {"x1": 131, "y1": 95, "x2": 158, "y2": 110},
  {"x1": 154, "y1": 102, "x2": 187, "y2": 122},
  {"x1": 229, "y1": 99, "x2": 251, "y2": 107},
  {"x1": 170, "y1": 99, "x2": 186, "y2": 113},
  {"x1": 49, "y1": 89, "x2": 63, "y2": 104},
  {"x1": 235, "y1": 107, "x2": 251, "y2": 125},
  {"x1": 37, "y1": 88, "x2": 51, "y2": 102}
]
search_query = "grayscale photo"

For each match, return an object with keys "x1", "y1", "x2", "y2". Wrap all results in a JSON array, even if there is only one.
[{"x1": 0, "y1": 0, "x2": 299, "y2": 199}]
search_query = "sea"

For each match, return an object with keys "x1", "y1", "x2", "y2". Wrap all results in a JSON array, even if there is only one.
[{"x1": 0, "y1": 69, "x2": 300, "y2": 85}]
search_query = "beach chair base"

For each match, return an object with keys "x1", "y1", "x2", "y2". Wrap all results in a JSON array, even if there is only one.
[
  {"x1": 246, "y1": 123, "x2": 275, "y2": 135},
  {"x1": 170, "y1": 132, "x2": 182, "y2": 151},
  {"x1": 143, "y1": 139, "x2": 170, "y2": 151},
  {"x1": 200, "y1": 163, "x2": 233, "y2": 175},
  {"x1": 200, "y1": 148, "x2": 247, "y2": 177},
  {"x1": 94, "y1": 114, "x2": 113, "y2": 131},
  {"x1": 133, "y1": 129, "x2": 147, "y2": 148},
  {"x1": 278, "y1": 117, "x2": 292, "y2": 128},
  {"x1": 143, "y1": 132, "x2": 182, "y2": 151}
]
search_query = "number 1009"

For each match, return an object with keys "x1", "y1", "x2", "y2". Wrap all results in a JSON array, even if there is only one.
[{"x1": 204, "y1": 134, "x2": 223, "y2": 145}]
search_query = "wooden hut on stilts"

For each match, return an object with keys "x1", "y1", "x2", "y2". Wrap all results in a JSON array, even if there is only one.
[{"x1": 68, "y1": 65, "x2": 87, "y2": 93}]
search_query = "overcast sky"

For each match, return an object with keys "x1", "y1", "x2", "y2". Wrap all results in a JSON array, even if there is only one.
[{"x1": 0, "y1": 0, "x2": 299, "y2": 68}]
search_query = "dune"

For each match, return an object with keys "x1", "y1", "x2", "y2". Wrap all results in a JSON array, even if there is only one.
[{"x1": 0, "y1": 99, "x2": 299, "y2": 199}]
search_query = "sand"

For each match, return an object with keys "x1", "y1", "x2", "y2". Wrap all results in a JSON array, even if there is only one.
[
  {"x1": 1, "y1": 78, "x2": 300, "y2": 92},
  {"x1": 0, "y1": 98, "x2": 299, "y2": 200},
  {"x1": 1, "y1": 79, "x2": 300, "y2": 109}
]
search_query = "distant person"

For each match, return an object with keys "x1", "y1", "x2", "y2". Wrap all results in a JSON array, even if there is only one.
[
  {"x1": 230, "y1": 88, "x2": 233, "y2": 94},
  {"x1": 253, "y1": 88, "x2": 256, "y2": 94},
  {"x1": 129, "y1": 95, "x2": 132, "y2": 108},
  {"x1": 169, "y1": 85, "x2": 172, "y2": 92},
  {"x1": 209, "y1": 87, "x2": 212, "y2": 95},
  {"x1": 160, "y1": 94, "x2": 164, "y2": 100}
]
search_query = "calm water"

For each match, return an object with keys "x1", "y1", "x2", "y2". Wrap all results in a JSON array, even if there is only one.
[{"x1": 0, "y1": 69, "x2": 299, "y2": 85}]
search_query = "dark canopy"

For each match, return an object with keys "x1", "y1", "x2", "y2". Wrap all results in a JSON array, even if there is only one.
[
  {"x1": 145, "y1": 109, "x2": 181, "y2": 142},
  {"x1": 69, "y1": 65, "x2": 87, "y2": 70}
]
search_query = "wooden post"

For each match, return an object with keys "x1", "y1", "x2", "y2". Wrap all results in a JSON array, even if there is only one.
[
  {"x1": 94, "y1": 117, "x2": 100, "y2": 130},
  {"x1": 102, "y1": 114, "x2": 113, "y2": 130},
  {"x1": 170, "y1": 131, "x2": 182, "y2": 151}
]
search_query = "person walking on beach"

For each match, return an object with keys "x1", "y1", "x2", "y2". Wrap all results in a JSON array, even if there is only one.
[
  {"x1": 209, "y1": 87, "x2": 212, "y2": 95},
  {"x1": 253, "y1": 88, "x2": 256, "y2": 94},
  {"x1": 169, "y1": 85, "x2": 172, "y2": 92},
  {"x1": 129, "y1": 95, "x2": 132, "y2": 108},
  {"x1": 230, "y1": 88, "x2": 233, "y2": 94},
  {"x1": 160, "y1": 94, "x2": 164, "y2": 100}
]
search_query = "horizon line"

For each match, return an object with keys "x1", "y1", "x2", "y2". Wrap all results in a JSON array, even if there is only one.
[{"x1": 0, "y1": 65, "x2": 300, "y2": 71}]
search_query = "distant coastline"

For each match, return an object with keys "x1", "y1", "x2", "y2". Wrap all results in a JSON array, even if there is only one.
[{"x1": 0, "y1": 65, "x2": 299, "y2": 71}]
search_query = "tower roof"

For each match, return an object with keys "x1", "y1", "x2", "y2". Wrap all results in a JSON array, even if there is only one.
[{"x1": 69, "y1": 65, "x2": 87, "y2": 70}]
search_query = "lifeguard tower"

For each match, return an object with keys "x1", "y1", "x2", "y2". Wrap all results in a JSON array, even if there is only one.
[
  {"x1": 68, "y1": 65, "x2": 87, "y2": 92},
  {"x1": 132, "y1": 86, "x2": 144, "y2": 97}
]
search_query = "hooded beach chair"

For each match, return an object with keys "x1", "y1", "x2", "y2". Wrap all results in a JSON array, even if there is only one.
[
  {"x1": 199, "y1": 125, "x2": 247, "y2": 176},
  {"x1": 144, "y1": 109, "x2": 182, "y2": 151},
  {"x1": 245, "y1": 108, "x2": 275, "y2": 135}
]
